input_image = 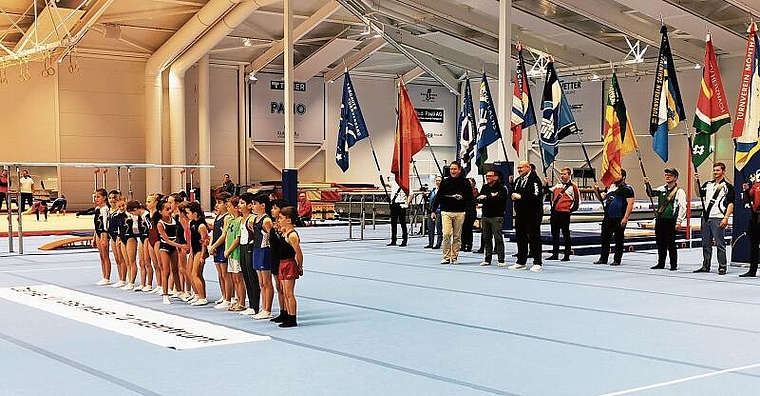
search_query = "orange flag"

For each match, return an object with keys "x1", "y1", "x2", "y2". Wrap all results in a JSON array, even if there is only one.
[{"x1": 391, "y1": 81, "x2": 429, "y2": 194}]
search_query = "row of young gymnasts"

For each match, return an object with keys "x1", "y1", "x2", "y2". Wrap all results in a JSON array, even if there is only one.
[{"x1": 91, "y1": 189, "x2": 304, "y2": 328}]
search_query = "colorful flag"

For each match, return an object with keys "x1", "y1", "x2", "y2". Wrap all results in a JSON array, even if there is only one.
[
  {"x1": 692, "y1": 34, "x2": 731, "y2": 168},
  {"x1": 733, "y1": 22, "x2": 760, "y2": 171},
  {"x1": 601, "y1": 73, "x2": 639, "y2": 186},
  {"x1": 539, "y1": 61, "x2": 578, "y2": 169},
  {"x1": 391, "y1": 81, "x2": 429, "y2": 194},
  {"x1": 475, "y1": 73, "x2": 503, "y2": 174},
  {"x1": 456, "y1": 79, "x2": 477, "y2": 175},
  {"x1": 649, "y1": 25, "x2": 685, "y2": 163},
  {"x1": 336, "y1": 72, "x2": 370, "y2": 172},
  {"x1": 511, "y1": 45, "x2": 537, "y2": 156}
]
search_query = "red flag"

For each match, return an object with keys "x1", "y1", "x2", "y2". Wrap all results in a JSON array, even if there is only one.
[{"x1": 391, "y1": 81, "x2": 429, "y2": 194}]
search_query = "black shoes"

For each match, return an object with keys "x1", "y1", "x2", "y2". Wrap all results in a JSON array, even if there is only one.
[
  {"x1": 718, "y1": 268, "x2": 727, "y2": 275},
  {"x1": 432, "y1": 245, "x2": 441, "y2": 249},
  {"x1": 474, "y1": 248, "x2": 484, "y2": 254},
  {"x1": 271, "y1": 311, "x2": 288, "y2": 323},
  {"x1": 423, "y1": 245, "x2": 433, "y2": 248},
  {"x1": 399, "y1": 241, "x2": 407, "y2": 247},
  {"x1": 693, "y1": 267, "x2": 710, "y2": 273},
  {"x1": 545, "y1": 255, "x2": 559, "y2": 261},
  {"x1": 610, "y1": 262, "x2": 621, "y2": 266},
  {"x1": 593, "y1": 260, "x2": 607, "y2": 265},
  {"x1": 278, "y1": 314, "x2": 298, "y2": 328},
  {"x1": 739, "y1": 272, "x2": 757, "y2": 278},
  {"x1": 651, "y1": 264, "x2": 665, "y2": 269},
  {"x1": 387, "y1": 242, "x2": 396, "y2": 246},
  {"x1": 669, "y1": 266, "x2": 677, "y2": 271},
  {"x1": 561, "y1": 256, "x2": 570, "y2": 262}
]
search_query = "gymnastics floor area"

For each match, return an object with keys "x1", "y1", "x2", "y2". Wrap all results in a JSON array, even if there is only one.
[{"x1": 1, "y1": 224, "x2": 760, "y2": 396}]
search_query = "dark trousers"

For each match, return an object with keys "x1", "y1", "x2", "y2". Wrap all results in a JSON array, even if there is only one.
[
  {"x1": 599, "y1": 217, "x2": 625, "y2": 263},
  {"x1": 389, "y1": 204, "x2": 408, "y2": 243},
  {"x1": 550, "y1": 211, "x2": 571, "y2": 257},
  {"x1": 427, "y1": 213, "x2": 442, "y2": 247},
  {"x1": 748, "y1": 220, "x2": 760, "y2": 275},
  {"x1": 239, "y1": 244, "x2": 261, "y2": 312},
  {"x1": 0, "y1": 192, "x2": 5, "y2": 210},
  {"x1": 20, "y1": 192, "x2": 33, "y2": 212},
  {"x1": 35, "y1": 202, "x2": 48, "y2": 221},
  {"x1": 655, "y1": 217, "x2": 677, "y2": 268},
  {"x1": 461, "y1": 210, "x2": 476, "y2": 250},
  {"x1": 516, "y1": 214, "x2": 542, "y2": 264}
]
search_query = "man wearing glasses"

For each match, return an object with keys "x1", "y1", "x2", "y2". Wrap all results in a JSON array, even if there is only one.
[{"x1": 477, "y1": 170, "x2": 508, "y2": 267}]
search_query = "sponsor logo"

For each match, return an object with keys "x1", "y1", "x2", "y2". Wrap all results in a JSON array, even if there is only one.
[
  {"x1": 0, "y1": 285, "x2": 269, "y2": 349},
  {"x1": 270, "y1": 81, "x2": 307, "y2": 92}
]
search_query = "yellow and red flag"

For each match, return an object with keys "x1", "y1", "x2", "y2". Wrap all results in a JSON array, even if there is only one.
[{"x1": 601, "y1": 73, "x2": 639, "y2": 186}]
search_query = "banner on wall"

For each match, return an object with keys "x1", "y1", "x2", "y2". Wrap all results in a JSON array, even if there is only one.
[
  {"x1": 250, "y1": 73, "x2": 325, "y2": 144},
  {"x1": 405, "y1": 83, "x2": 457, "y2": 147},
  {"x1": 534, "y1": 78, "x2": 603, "y2": 140}
]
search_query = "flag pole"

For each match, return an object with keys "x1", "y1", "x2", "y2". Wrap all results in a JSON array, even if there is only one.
[
  {"x1": 686, "y1": 131, "x2": 706, "y2": 216},
  {"x1": 635, "y1": 145, "x2": 659, "y2": 218},
  {"x1": 367, "y1": 134, "x2": 390, "y2": 201},
  {"x1": 426, "y1": 141, "x2": 444, "y2": 176}
]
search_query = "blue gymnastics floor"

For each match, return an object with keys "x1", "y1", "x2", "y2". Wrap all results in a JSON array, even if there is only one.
[{"x1": 1, "y1": 225, "x2": 760, "y2": 396}]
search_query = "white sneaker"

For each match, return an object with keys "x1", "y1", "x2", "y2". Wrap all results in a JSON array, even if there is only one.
[
  {"x1": 497, "y1": 262, "x2": 507, "y2": 267},
  {"x1": 189, "y1": 296, "x2": 199, "y2": 304},
  {"x1": 142, "y1": 285, "x2": 153, "y2": 292},
  {"x1": 440, "y1": 259, "x2": 450, "y2": 265},
  {"x1": 479, "y1": 261, "x2": 491, "y2": 266},
  {"x1": 252, "y1": 310, "x2": 272, "y2": 320},
  {"x1": 214, "y1": 297, "x2": 224, "y2": 304},
  {"x1": 153, "y1": 287, "x2": 163, "y2": 294},
  {"x1": 190, "y1": 298, "x2": 208, "y2": 306},
  {"x1": 133, "y1": 284, "x2": 143, "y2": 292},
  {"x1": 214, "y1": 300, "x2": 231, "y2": 309},
  {"x1": 121, "y1": 283, "x2": 134, "y2": 291},
  {"x1": 111, "y1": 280, "x2": 126, "y2": 288},
  {"x1": 231, "y1": 297, "x2": 238, "y2": 304},
  {"x1": 162, "y1": 295, "x2": 171, "y2": 305},
  {"x1": 508, "y1": 264, "x2": 527, "y2": 270},
  {"x1": 530, "y1": 265, "x2": 543, "y2": 272},
  {"x1": 239, "y1": 308, "x2": 257, "y2": 316},
  {"x1": 95, "y1": 278, "x2": 110, "y2": 286}
]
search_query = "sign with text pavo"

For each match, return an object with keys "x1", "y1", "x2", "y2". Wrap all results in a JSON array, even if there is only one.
[{"x1": 250, "y1": 73, "x2": 325, "y2": 143}]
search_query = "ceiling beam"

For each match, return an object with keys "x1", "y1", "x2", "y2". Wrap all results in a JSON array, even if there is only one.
[
  {"x1": 98, "y1": 6, "x2": 198, "y2": 24},
  {"x1": 323, "y1": 36, "x2": 385, "y2": 82},
  {"x1": 293, "y1": 37, "x2": 359, "y2": 81},
  {"x1": 547, "y1": 0, "x2": 705, "y2": 63},
  {"x1": 383, "y1": 27, "x2": 499, "y2": 77},
  {"x1": 611, "y1": 0, "x2": 746, "y2": 55},
  {"x1": 244, "y1": 0, "x2": 341, "y2": 74},
  {"x1": 399, "y1": 66, "x2": 424, "y2": 84},
  {"x1": 405, "y1": 48, "x2": 459, "y2": 92},
  {"x1": 724, "y1": 0, "x2": 760, "y2": 19}
]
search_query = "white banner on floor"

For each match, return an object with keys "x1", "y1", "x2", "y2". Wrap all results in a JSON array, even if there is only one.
[{"x1": 0, "y1": 285, "x2": 269, "y2": 350}]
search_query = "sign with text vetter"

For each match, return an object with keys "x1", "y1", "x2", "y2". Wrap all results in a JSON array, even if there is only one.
[{"x1": 250, "y1": 73, "x2": 325, "y2": 143}]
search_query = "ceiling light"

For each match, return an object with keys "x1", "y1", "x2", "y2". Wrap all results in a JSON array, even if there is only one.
[
  {"x1": 694, "y1": 63, "x2": 701, "y2": 69},
  {"x1": 248, "y1": 73, "x2": 257, "y2": 81},
  {"x1": 243, "y1": 38, "x2": 253, "y2": 47}
]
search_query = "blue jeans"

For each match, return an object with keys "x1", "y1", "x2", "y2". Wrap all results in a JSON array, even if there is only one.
[{"x1": 701, "y1": 217, "x2": 727, "y2": 270}]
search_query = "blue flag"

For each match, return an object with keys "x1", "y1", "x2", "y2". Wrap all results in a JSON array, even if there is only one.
[
  {"x1": 649, "y1": 25, "x2": 685, "y2": 163},
  {"x1": 476, "y1": 73, "x2": 502, "y2": 174},
  {"x1": 336, "y1": 72, "x2": 370, "y2": 172},
  {"x1": 539, "y1": 61, "x2": 578, "y2": 169},
  {"x1": 457, "y1": 79, "x2": 477, "y2": 175}
]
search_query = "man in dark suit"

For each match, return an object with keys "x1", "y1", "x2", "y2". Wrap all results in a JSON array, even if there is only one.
[{"x1": 509, "y1": 161, "x2": 544, "y2": 272}]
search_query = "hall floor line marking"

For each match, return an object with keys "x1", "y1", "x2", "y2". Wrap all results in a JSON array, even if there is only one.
[{"x1": 598, "y1": 361, "x2": 760, "y2": 396}]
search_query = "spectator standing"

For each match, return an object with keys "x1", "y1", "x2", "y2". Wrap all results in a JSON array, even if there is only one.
[
  {"x1": 477, "y1": 170, "x2": 507, "y2": 267},
  {"x1": 693, "y1": 162, "x2": 735, "y2": 275},
  {"x1": 431, "y1": 161, "x2": 474, "y2": 265},
  {"x1": 19, "y1": 169, "x2": 34, "y2": 212}
]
